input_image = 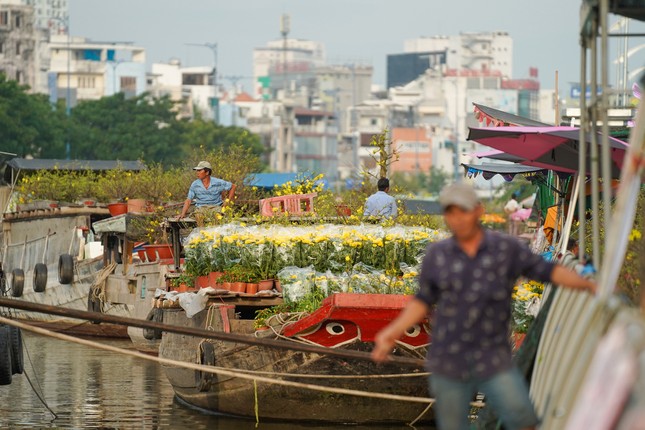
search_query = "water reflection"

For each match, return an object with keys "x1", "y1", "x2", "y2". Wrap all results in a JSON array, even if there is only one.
[{"x1": 0, "y1": 332, "x2": 433, "y2": 429}]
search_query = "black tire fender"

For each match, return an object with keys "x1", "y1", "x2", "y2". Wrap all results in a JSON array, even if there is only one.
[
  {"x1": 33, "y1": 263, "x2": 47, "y2": 293},
  {"x1": 58, "y1": 254, "x2": 74, "y2": 285},
  {"x1": 0, "y1": 325, "x2": 13, "y2": 385},
  {"x1": 143, "y1": 308, "x2": 163, "y2": 341},
  {"x1": 10, "y1": 269, "x2": 24, "y2": 298},
  {"x1": 9, "y1": 326, "x2": 23, "y2": 375}
]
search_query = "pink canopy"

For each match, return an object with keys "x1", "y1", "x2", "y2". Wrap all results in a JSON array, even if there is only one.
[{"x1": 467, "y1": 126, "x2": 629, "y2": 178}]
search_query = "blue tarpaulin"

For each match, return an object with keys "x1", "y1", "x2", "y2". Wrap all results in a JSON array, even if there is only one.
[{"x1": 245, "y1": 173, "x2": 328, "y2": 190}]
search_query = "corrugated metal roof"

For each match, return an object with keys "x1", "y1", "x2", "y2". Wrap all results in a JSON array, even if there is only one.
[
  {"x1": 6, "y1": 158, "x2": 146, "y2": 172},
  {"x1": 4, "y1": 158, "x2": 146, "y2": 184}
]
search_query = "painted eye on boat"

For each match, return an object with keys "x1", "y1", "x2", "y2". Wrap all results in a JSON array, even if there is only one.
[
  {"x1": 325, "y1": 322, "x2": 345, "y2": 335},
  {"x1": 405, "y1": 324, "x2": 421, "y2": 338}
]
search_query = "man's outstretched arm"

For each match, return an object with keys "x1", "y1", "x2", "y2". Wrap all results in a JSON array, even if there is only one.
[
  {"x1": 371, "y1": 298, "x2": 429, "y2": 362},
  {"x1": 551, "y1": 265, "x2": 597, "y2": 294}
]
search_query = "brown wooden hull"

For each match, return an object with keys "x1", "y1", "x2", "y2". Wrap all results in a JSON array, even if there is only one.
[
  {"x1": 160, "y1": 307, "x2": 432, "y2": 424},
  {"x1": 13, "y1": 318, "x2": 128, "y2": 338}
]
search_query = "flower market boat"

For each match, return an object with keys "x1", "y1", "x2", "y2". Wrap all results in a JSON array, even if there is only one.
[
  {"x1": 153, "y1": 222, "x2": 440, "y2": 423},
  {"x1": 159, "y1": 292, "x2": 433, "y2": 424},
  {"x1": 0, "y1": 158, "x2": 169, "y2": 343}
]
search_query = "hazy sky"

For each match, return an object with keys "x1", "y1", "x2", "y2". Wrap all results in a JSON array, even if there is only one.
[{"x1": 69, "y1": 1, "x2": 645, "y2": 92}]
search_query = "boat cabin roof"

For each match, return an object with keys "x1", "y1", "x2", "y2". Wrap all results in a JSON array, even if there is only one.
[{"x1": 4, "y1": 158, "x2": 146, "y2": 183}]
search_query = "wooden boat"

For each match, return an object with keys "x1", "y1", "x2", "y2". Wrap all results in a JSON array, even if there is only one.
[
  {"x1": 1, "y1": 203, "x2": 170, "y2": 347},
  {"x1": 159, "y1": 293, "x2": 433, "y2": 424}
]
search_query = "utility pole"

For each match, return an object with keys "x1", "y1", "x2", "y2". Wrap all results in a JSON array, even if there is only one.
[
  {"x1": 186, "y1": 42, "x2": 218, "y2": 121},
  {"x1": 280, "y1": 14, "x2": 290, "y2": 98}
]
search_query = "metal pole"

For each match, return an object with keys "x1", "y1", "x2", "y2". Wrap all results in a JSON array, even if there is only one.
[
  {"x1": 590, "y1": 22, "x2": 601, "y2": 270},
  {"x1": 453, "y1": 76, "x2": 460, "y2": 182},
  {"x1": 65, "y1": 18, "x2": 71, "y2": 159},
  {"x1": 600, "y1": 0, "x2": 612, "y2": 264},
  {"x1": 578, "y1": 43, "x2": 587, "y2": 261},
  {"x1": 622, "y1": 20, "x2": 630, "y2": 106}
]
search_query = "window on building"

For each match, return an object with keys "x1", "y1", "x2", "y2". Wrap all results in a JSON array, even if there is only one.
[
  {"x1": 16, "y1": 42, "x2": 21, "y2": 56},
  {"x1": 78, "y1": 75, "x2": 96, "y2": 89},
  {"x1": 15, "y1": 70, "x2": 21, "y2": 83},
  {"x1": 120, "y1": 76, "x2": 136, "y2": 92},
  {"x1": 182, "y1": 73, "x2": 206, "y2": 86},
  {"x1": 0, "y1": 11, "x2": 8, "y2": 26},
  {"x1": 15, "y1": 14, "x2": 21, "y2": 28},
  {"x1": 0, "y1": 42, "x2": 3, "y2": 54}
]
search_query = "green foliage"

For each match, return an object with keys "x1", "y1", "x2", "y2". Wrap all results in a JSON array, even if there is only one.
[
  {"x1": 587, "y1": 187, "x2": 644, "y2": 304},
  {"x1": 68, "y1": 93, "x2": 184, "y2": 162},
  {"x1": 0, "y1": 73, "x2": 68, "y2": 158},
  {"x1": 180, "y1": 118, "x2": 265, "y2": 162},
  {"x1": 0, "y1": 77, "x2": 266, "y2": 166},
  {"x1": 391, "y1": 168, "x2": 450, "y2": 196},
  {"x1": 364, "y1": 129, "x2": 399, "y2": 180}
]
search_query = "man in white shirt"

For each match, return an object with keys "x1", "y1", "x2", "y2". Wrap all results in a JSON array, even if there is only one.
[{"x1": 363, "y1": 178, "x2": 397, "y2": 219}]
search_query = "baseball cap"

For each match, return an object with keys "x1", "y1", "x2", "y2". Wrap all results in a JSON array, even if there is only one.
[
  {"x1": 439, "y1": 182, "x2": 480, "y2": 211},
  {"x1": 193, "y1": 161, "x2": 212, "y2": 170}
]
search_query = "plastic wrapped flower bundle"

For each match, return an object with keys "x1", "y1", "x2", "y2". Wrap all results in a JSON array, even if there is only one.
[
  {"x1": 511, "y1": 280, "x2": 545, "y2": 334},
  {"x1": 183, "y1": 223, "x2": 445, "y2": 299}
]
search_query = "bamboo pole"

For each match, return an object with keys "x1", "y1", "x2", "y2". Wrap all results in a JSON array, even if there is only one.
[
  {"x1": 0, "y1": 297, "x2": 425, "y2": 368},
  {"x1": 600, "y1": 0, "x2": 612, "y2": 260},
  {"x1": 578, "y1": 43, "x2": 588, "y2": 261}
]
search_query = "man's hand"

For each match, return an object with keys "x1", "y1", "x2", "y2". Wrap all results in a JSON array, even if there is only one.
[
  {"x1": 371, "y1": 327, "x2": 398, "y2": 363},
  {"x1": 551, "y1": 265, "x2": 598, "y2": 294},
  {"x1": 371, "y1": 298, "x2": 429, "y2": 363}
]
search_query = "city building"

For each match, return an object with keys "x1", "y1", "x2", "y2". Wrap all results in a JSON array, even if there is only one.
[
  {"x1": 48, "y1": 35, "x2": 146, "y2": 106},
  {"x1": 387, "y1": 51, "x2": 446, "y2": 89},
  {"x1": 314, "y1": 63, "x2": 373, "y2": 133},
  {"x1": 387, "y1": 32, "x2": 513, "y2": 90},
  {"x1": 292, "y1": 107, "x2": 338, "y2": 180},
  {"x1": 389, "y1": 127, "x2": 433, "y2": 175},
  {"x1": 21, "y1": 0, "x2": 68, "y2": 34},
  {"x1": 149, "y1": 60, "x2": 216, "y2": 120},
  {"x1": 252, "y1": 38, "x2": 325, "y2": 99},
  {"x1": 0, "y1": 1, "x2": 38, "y2": 88}
]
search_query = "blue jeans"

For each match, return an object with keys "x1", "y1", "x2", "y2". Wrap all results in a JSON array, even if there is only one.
[{"x1": 430, "y1": 367, "x2": 538, "y2": 430}]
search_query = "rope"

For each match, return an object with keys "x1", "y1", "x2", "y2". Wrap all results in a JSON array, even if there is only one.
[
  {"x1": 90, "y1": 262, "x2": 117, "y2": 304},
  {"x1": 0, "y1": 316, "x2": 486, "y2": 408},
  {"x1": 21, "y1": 328, "x2": 58, "y2": 418},
  {"x1": 215, "y1": 367, "x2": 430, "y2": 379}
]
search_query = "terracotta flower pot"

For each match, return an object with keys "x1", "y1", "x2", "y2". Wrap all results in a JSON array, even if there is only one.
[
  {"x1": 258, "y1": 279, "x2": 274, "y2": 291},
  {"x1": 127, "y1": 198, "x2": 150, "y2": 214},
  {"x1": 274, "y1": 279, "x2": 282, "y2": 292},
  {"x1": 246, "y1": 283, "x2": 259, "y2": 295},
  {"x1": 136, "y1": 249, "x2": 147, "y2": 262},
  {"x1": 230, "y1": 282, "x2": 246, "y2": 293},
  {"x1": 195, "y1": 275, "x2": 210, "y2": 289},
  {"x1": 143, "y1": 244, "x2": 173, "y2": 261},
  {"x1": 107, "y1": 202, "x2": 128, "y2": 217},
  {"x1": 209, "y1": 271, "x2": 224, "y2": 286},
  {"x1": 222, "y1": 282, "x2": 233, "y2": 291}
]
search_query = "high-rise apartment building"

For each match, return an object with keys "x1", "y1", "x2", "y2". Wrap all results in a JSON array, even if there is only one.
[
  {"x1": 0, "y1": 2, "x2": 37, "y2": 88},
  {"x1": 252, "y1": 38, "x2": 325, "y2": 98},
  {"x1": 387, "y1": 31, "x2": 513, "y2": 89},
  {"x1": 21, "y1": 0, "x2": 68, "y2": 34}
]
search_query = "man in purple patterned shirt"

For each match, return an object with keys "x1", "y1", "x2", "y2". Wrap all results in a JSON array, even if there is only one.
[{"x1": 372, "y1": 182, "x2": 596, "y2": 430}]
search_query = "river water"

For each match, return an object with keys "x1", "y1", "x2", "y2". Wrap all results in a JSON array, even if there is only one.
[{"x1": 0, "y1": 332, "x2": 434, "y2": 429}]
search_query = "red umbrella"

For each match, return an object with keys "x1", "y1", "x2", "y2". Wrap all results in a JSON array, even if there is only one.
[{"x1": 467, "y1": 126, "x2": 629, "y2": 178}]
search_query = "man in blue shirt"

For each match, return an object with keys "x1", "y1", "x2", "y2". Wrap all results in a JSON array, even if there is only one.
[
  {"x1": 363, "y1": 178, "x2": 397, "y2": 218},
  {"x1": 372, "y1": 182, "x2": 596, "y2": 430},
  {"x1": 178, "y1": 161, "x2": 233, "y2": 219}
]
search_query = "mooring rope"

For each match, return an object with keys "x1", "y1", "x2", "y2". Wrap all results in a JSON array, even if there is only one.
[
  {"x1": 0, "y1": 316, "x2": 485, "y2": 409},
  {"x1": 91, "y1": 262, "x2": 117, "y2": 304}
]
